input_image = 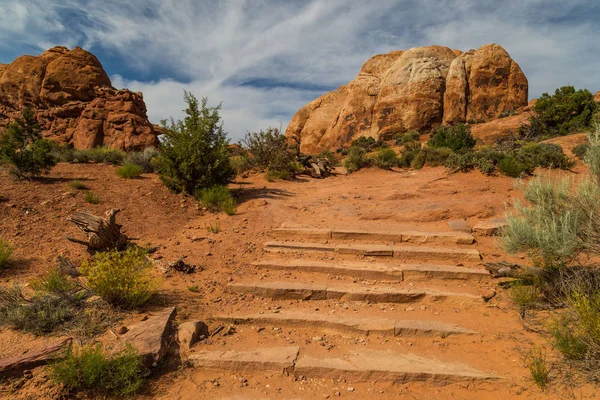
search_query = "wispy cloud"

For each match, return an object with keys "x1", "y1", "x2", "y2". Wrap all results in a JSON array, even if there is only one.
[{"x1": 1, "y1": 0, "x2": 599, "y2": 140}]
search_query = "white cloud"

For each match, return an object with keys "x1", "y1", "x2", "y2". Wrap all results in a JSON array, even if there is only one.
[{"x1": 1, "y1": 0, "x2": 599, "y2": 140}]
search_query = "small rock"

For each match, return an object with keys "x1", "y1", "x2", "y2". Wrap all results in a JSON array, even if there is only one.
[
  {"x1": 178, "y1": 321, "x2": 209, "y2": 352},
  {"x1": 117, "y1": 326, "x2": 129, "y2": 334}
]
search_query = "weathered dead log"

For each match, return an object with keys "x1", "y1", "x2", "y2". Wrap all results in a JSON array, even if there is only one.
[
  {"x1": 66, "y1": 208, "x2": 128, "y2": 251},
  {"x1": 484, "y1": 261, "x2": 534, "y2": 278}
]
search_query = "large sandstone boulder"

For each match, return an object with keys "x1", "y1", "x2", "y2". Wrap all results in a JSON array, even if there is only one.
[
  {"x1": 0, "y1": 46, "x2": 159, "y2": 150},
  {"x1": 286, "y1": 44, "x2": 528, "y2": 153},
  {"x1": 595, "y1": 90, "x2": 600, "y2": 102}
]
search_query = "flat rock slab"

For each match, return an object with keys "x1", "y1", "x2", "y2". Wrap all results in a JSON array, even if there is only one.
[
  {"x1": 272, "y1": 227, "x2": 331, "y2": 241},
  {"x1": 392, "y1": 245, "x2": 481, "y2": 262},
  {"x1": 216, "y1": 312, "x2": 476, "y2": 337},
  {"x1": 400, "y1": 231, "x2": 474, "y2": 245},
  {"x1": 264, "y1": 241, "x2": 335, "y2": 253},
  {"x1": 189, "y1": 346, "x2": 299, "y2": 374},
  {"x1": 401, "y1": 264, "x2": 489, "y2": 282},
  {"x1": 335, "y1": 243, "x2": 393, "y2": 256},
  {"x1": 228, "y1": 282, "x2": 480, "y2": 303},
  {"x1": 294, "y1": 350, "x2": 496, "y2": 385},
  {"x1": 0, "y1": 338, "x2": 71, "y2": 378},
  {"x1": 121, "y1": 307, "x2": 176, "y2": 367},
  {"x1": 331, "y1": 229, "x2": 403, "y2": 242},
  {"x1": 473, "y1": 218, "x2": 507, "y2": 236},
  {"x1": 447, "y1": 219, "x2": 472, "y2": 234}
]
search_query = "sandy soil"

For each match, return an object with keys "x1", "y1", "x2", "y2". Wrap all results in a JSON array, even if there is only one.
[{"x1": 0, "y1": 143, "x2": 595, "y2": 399}]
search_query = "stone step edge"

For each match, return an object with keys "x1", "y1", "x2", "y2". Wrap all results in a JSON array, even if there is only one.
[
  {"x1": 251, "y1": 260, "x2": 490, "y2": 281},
  {"x1": 227, "y1": 282, "x2": 482, "y2": 303},
  {"x1": 263, "y1": 241, "x2": 482, "y2": 261},
  {"x1": 214, "y1": 313, "x2": 478, "y2": 337},
  {"x1": 188, "y1": 347, "x2": 497, "y2": 384},
  {"x1": 271, "y1": 227, "x2": 475, "y2": 245}
]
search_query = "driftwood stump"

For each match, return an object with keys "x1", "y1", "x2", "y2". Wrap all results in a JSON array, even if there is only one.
[{"x1": 66, "y1": 209, "x2": 128, "y2": 251}]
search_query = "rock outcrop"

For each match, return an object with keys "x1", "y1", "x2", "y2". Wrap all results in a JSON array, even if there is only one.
[
  {"x1": 286, "y1": 44, "x2": 528, "y2": 153},
  {"x1": 0, "y1": 46, "x2": 159, "y2": 150},
  {"x1": 595, "y1": 90, "x2": 600, "y2": 103}
]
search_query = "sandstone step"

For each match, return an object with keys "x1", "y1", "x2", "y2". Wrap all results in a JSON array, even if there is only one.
[
  {"x1": 294, "y1": 350, "x2": 497, "y2": 385},
  {"x1": 188, "y1": 346, "x2": 299, "y2": 374},
  {"x1": 271, "y1": 228, "x2": 474, "y2": 245},
  {"x1": 264, "y1": 241, "x2": 481, "y2": 262},
  {"x1": 228, "y1": 282, "x2": 481, "y2": 303},
  {"x1": 252, "y1": 259, "x2": 489, "y2": 281},
  {"x1": 215, "y1": 311, "x2": 477, "y2": 337}
]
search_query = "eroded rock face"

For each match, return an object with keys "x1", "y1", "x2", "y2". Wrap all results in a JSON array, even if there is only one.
[
  {"x1": 0, "y1": 46, "x2": 159, "y2": 150},
  {"x1": 286, "y1": 44, "x2": 528, "y2": 153}
]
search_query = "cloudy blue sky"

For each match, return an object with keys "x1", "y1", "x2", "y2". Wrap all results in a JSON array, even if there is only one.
[{"x1": 1, "y1": 0, "x2": 599, "y2": 140}]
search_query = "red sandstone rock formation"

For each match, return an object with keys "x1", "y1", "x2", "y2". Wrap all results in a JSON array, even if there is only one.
[
  {"x1": 286, "y1": 44, "x2": 528, "y2": 153},
  {"x1": 0, "y1": 46, "x2": 159, "y2": 150}
]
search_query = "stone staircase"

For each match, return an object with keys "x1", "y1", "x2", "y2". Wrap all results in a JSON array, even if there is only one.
[{"x1": 190, "y1": 225, "x2": 503, "y2": 388}]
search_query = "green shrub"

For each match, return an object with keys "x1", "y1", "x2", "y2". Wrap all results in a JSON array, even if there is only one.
[
  {"x1": 116, "y1": 163, "x2": 144, "y2": 179},
  {"x1": 477, "y1": 158, "x2": 496, "y2": 175},
  {"x1": 428, "y1": 124, "x2": 476, "y2": 152},
  {"x1": 123, "y1": 147, "x2": 158, "y2": 173},
  {"x1": 584, "y1": 130, "x2": 600, "y2": 181},
  {"x1": 84, "y1": 192, "x2": 100, "y2": 204},
  {"x1": 498, "y1": 156, "x2": 530, "y2": 178},
  {"x1": 89, "y1": 147, "x2": 125, "y2": 165},
  {"x1": 394, "y1": 130, "x2": 420, "y2": 145},
  {"x1": 0, "y1": 286, "x2": 75, "y2": 335},
  {"x1": 69, "y1": 180, "x2": 88, "y2": 190},
  {"x1": 50, "y1": 343, "x2": 145, "y2": 396},
  {"x1": 31, "y1": 268, "x2": 78, "y2": 297},
  {"x1": 350, "y1": 136, "x2": 378, "y2": 151},
  {"x1": 196, "y1": 185, "x2": 236, "y2": 215},
  {"x1": 316, "y1": 150, "x2": 337, "y2": 166},
  {"x1": 230, "y1": 155, "x2": 251, "y2": 175},
  {"x1": 572, "y1": 143, "x2": 590, "y2": 159},
  {"x1": 342, "y1": 146, "x2": 368, "y2": 173},
  {"x1": 80, "y1": 247, "x2": 157, "y2": 308},
  {"x1": 369, "y1": 148, "x2": 399, "y2": 170},
  {"x1": 444, "y1": 152, "x2": 477, "y2": 173},
  {"x1": 510, "y1": 282, "x2": 539, "y2": 309},
  {"x1": 397, "y1": 142, "x2": 422, "y2": 168},
  {"x1": 0, "y1": 107, "x2": 56, "y2": 178},
  {"x1": 411, "y1": 147, "x2": 453, "y2": 169},
  {"x1": 242, "y1": 127, "x2": 299, "y2": 178},
  {"x1": 265, "y1": 169, "x2": 290, "y2": 181},
  {"x1": 551, "y1": 316, "x2": 589, "y2": 360},
  {"x1": 525, "y1": 347, "x2": 550, "y2": 389},
  {"x1": 516, "y1": 143, "x2": 574, "y2": 170},
  {"x1": 0, "y1": 239, "x2": 13, "y2": 269},
  {"x1": 157, "y1": 91, "x2": 234, "y2": 194},
  {"x1": 529, "y1": 86, "x2": 598, "y2": 137}
]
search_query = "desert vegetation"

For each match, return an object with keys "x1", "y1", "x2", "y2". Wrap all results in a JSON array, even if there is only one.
[{"x1": 502, "y1": 125, "x2": 600, "y2": 384}]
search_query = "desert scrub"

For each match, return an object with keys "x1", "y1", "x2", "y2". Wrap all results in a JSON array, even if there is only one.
[
  {"x1": 428, "y1": 124, "x2": 476, "y2": 152},
  {"x1": 525, "y1": 347, "x2": 550, "y2": 389},
  {"x1": 158, "y1": 91, "x2": 234, "y2": 194},
  {"x1": 572, "y1": 143, "x2": 590, "y2": 159},
  {"x1": 515, "y1": 142, "x2": 574, "y2": 170},
  {"x1": 411, "y1": 147, "x2": 452, "y2": 169},
  {"x1": 509, "y1": 282, "x2": 539, "y2": 309},
  {"x1": 0, "y1": 107, "x2": 56, "y2": 178},
  {"x1": 0, "y1": 238, "x2": 13, "y2": 269},
  {"x1": 394, "y1": 130, "x2": 420, "y2": 145},
  {"x1": 80, "y1": 247, "x2": 158, "y2": 308},
  {"x1": 230, "y1": 155, "x2": 251, "y2": 175},
  {"x1": 241, "y1": 127, "x2": 300, "y2": 179},
  {"x1": 342, "y1": 146, "x2": 368, "y2": 173},
  {"x1": 0, "y1": 286, "x2": 75, "y2": 335},
  {"x1": 369, "y1": 148, "x2": 400, "y2": 170},
  {"x1": 50, "y1": 343, "x2": 145, "y2": 397},
  {"x1": 69, "y1": 180, "x2": 88, "y2": 190},
  {"x1": 116, "y1": 163, "x2": 143, "y2": 179},
  {"x1": 498, "y1": 156, "x2": 530, "y2": 178},
  {"x1": 84, "y1": 191, "x2": 100, "y2": 204},
  {"x1": 196, "y1": 185, "x2": 236, "y2": 215},
  {"x1": 123, "y1": 147, "x2": 158, "y2": 172}
]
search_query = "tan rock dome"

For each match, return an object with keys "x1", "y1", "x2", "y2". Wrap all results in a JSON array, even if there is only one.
[{"x1": 286, "y1": 44, "x2": 528, "y2": 153}]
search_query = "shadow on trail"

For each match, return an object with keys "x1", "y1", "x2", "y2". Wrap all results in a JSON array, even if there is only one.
[{"x1": 231, "y1": 187, "x2": 293, "y2": 205}]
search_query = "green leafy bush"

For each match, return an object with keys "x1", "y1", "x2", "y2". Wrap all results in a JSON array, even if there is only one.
[
  {"x1": 123, "y1": 147, "x2": 158, "y2": 172},
  {"x1": 394, "y1": 130, "x2": 420, "y2": 145},
  {"x1": 342, "y1": 146, "x2": 368, "y2": 173},
  {"x1": 369, "y1": 148, "x2": 400, "y2": 170},
  {"x1": 69, "y1": 180, "x2": 88, "y2": 190},
  {"x1": 84, "y1": 192, "x2": 100, "y2": 204},
  {"x1": 80, "y1": 247, "x2": 157, "y2": 308},
  {"x1": 116, "y1": 163, "x2": 144, "y2": 179},
  {"x1": 0, "y1": 108, "x2": 56, "y2": 178},
  {"x1": 158, "y1": 91, "x2": 234, "y2": 194},
  {"x1": 573, "y1": 143, "x2": 590, "y2": 159},
  {"x1": 242, "y1": 127, "x2": 299, "y2": 179},
  {"x1": 527, "y1": 86, "x2": 598, "y2": 137},
  {"x1": 397, "y1": 142, "x2": 422, "y2": 168},
  {"x1": 50, "y1": 343, "x2": 145, "y2": 397},
  {"x1": 428, "y1": 124, "x2": 476, "y2": 152},
  {"x1": 196, "y1": 185, "x2": 236, "y2": 215},
  {"x1": 411, "y1": 147, "x2": 452, "y2": 169},
  {"x1": 498, "y1": 156, "x2": 530, "y2": 178},
  {"x1": 230, "y1": 155, "x2": 251, "y2": 175},
  {"x1": 525, "y1": 347, "x2": 549, "y2": 389},
  {"x1": 351, "y1": 136, "x2": 378, "y2": 151},
  {"x1": 515, "y1": 143, "x2": 574, "y2": 170},
  {"x1": 316, "y1": 150, "x2": 337, "y2": 166},
  {"x1": 0, "y1": 239, "x2": 13, "y2": 269}
]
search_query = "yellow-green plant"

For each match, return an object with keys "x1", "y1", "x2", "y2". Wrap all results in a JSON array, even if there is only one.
[
  {"x1": 0, "y1": 239, "x2": 13, "y2": 269},
  {"x1": 80, "y1": 247, "x2": 158, "y2": 308}
]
